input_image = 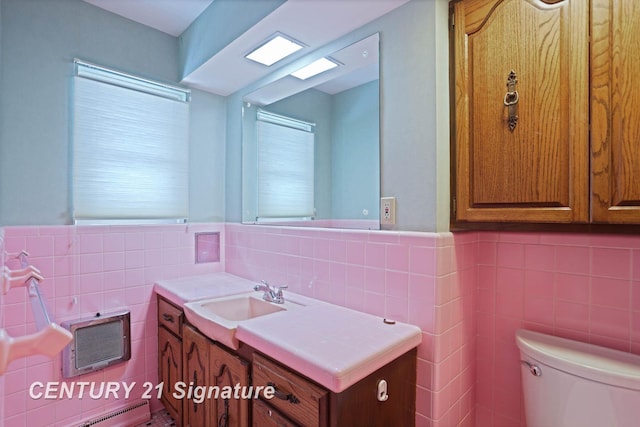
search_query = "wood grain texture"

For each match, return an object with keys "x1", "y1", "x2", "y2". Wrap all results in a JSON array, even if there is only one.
[
  {"x1": 252, "y1": 353, "x2": 328, "y2": 427},
  {"x1": 453, "y1": 0, "x2": 589, "y2": 223},
  {"x1": 183, "y1": 325, "x2": 211, "y2": 427},
  {"x1": 591, "y1": 0, "x2": 640, "y2": 223},
  {"x1": 252, "y1": 399, "x2": 297, "y2": 427},
  {"x1": 210, "y1": 343, "x2": 250, "y2": 427},
  {"x1": 158, "y1": 326, "x2": 183, "y2": 426}
]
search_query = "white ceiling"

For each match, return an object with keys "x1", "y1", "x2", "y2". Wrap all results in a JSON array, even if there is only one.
[
  {"x1": 82, "y1": 0, "x2": 410, "y2": 96},
  {"x1": 82, "y1": 0, "x2": 214, "y2": 37}
]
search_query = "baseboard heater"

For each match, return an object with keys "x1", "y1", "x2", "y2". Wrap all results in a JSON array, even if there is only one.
[
  {"x1": 77, "y1": 400, "x2": 150, "y2": 427},
  {"x1": 62, "y1": 310, "x2": 131, "y2": 378}
]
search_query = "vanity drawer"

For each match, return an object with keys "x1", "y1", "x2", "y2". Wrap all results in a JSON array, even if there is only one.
[
  {"x1": 157, "y1": 296, "x2": 183, "y2": 336},
  {"x1": 252, "y1": 399, "x2": 297, "y2": 427},
  {"x1": 253, "y1": 353, "x2": 328, "y2": 427}
]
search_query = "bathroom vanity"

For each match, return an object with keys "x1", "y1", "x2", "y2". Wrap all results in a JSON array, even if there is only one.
[{"x1": 155, "y1": 273, "x2": 421, "y2": 427}]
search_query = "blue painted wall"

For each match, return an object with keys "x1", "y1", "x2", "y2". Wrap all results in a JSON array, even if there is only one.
[
  {"x1": 1, "y1": 0, "x2": 450, "y2": 231},
  {"x1": 0, "y1": 0, "x2": 226, "y2": 225},
  {"x1": 225, "y1": 0, "x2": 451, "y2": 231}
]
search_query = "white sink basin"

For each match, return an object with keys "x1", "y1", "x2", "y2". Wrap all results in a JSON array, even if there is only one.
[{"x1": 183, "y1": 293, "x2": 303, "y2": 350}]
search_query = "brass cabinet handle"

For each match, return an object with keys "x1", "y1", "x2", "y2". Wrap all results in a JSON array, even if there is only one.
[{"x1": 504, "y1": 70, "x2": 519, "y2": 131}]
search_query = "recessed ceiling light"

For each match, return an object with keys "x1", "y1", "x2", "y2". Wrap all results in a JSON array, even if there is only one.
[
  {"x1": 291, "y1": 57, "x2": 340, "y2": 80},
  {"x1": 245, "y1": 33, "x2": 304, "y2": 66}
]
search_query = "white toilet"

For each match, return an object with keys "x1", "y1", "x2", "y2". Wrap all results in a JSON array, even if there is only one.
[{"x1": 515, "y1": 329, "x2": 640, "y2": 427}]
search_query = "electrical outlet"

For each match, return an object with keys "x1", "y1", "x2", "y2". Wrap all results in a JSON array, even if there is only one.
[{"x1": 380, "y1": 197, "x2": 396, "y2": 225}]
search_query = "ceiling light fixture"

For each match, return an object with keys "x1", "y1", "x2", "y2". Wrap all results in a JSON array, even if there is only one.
[
  {"x1": 245, "y1": 33, "x2": 305, "y2": 66},
  {"x1": 290, "y1": 57, "x2": 340, "y2": 80}
]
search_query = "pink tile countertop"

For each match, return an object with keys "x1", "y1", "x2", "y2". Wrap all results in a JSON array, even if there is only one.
[{"x1": 154, "y1": 273, "x2": 422, "y2": 393}]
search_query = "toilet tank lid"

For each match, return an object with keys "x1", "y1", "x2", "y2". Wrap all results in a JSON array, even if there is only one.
[{"x1": 515, "y1": 329, "x2": 640, "y2": 391}]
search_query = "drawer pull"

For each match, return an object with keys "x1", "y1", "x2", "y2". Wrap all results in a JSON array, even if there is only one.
[
  {"x1": 162, "y1": 313, "x2": 174, "y2": 323},
  {"x1": 267, "y1": 382, "x2": 300, "y2": 404},
  {"x1": 503, "y1": 70, "x2": 519, "y2": 131}
]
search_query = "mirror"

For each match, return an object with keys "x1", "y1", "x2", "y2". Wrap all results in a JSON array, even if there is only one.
[{"x1": 242, "y1": 33, "x2": 380, "y2": 229}]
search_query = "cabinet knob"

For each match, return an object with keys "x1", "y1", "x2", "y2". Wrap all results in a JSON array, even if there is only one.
[
  {"x1": 162, "y1": 313, "x2": 174, "y2": 323},
  {"x1": 377, "y1": 379, "x2": 389, "y2": 402}
]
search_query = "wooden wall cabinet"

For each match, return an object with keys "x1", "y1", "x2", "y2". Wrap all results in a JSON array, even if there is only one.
[
  {"x1": 590, "y1": 0, "x2": 640, "y2": 223},
  {"x1": 452, "y1": 0, "x2": 640, "y2": 225}
]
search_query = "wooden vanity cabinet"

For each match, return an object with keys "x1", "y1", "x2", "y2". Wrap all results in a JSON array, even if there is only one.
[
  {"x1": 252, "y1": 349, "x2": 417, "y2": 427},
  {"x1": 157, "y1": 296, "x2": 184, "y2": 425},
  {"x1": 158, "y1": 295, "x2": 417, "y2": 427},
  {"x1": 452, "y1": 0, "x2": 640, "y2": 225}
]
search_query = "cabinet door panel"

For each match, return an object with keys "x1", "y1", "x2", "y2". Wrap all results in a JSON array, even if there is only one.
[
  {"x1": 454, "y1": 0, "x2": 589, "y2": 222},
  {"x1": 183, "y1": 325, "x2": 210, "y2": 427},
  {"x1": 158, "y1": 326, "x2": 182, "y2": 424},
  {"x1": 591, "y1": 0, "x2": 640, "y2": 223},
  {"x1": 210, "y1": 344, "x2": 250, "y2": 427}
]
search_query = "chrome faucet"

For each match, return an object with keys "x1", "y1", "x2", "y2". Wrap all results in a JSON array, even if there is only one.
[{"x1": 254, "y1": 280, "x2": 287, "y2": 304}]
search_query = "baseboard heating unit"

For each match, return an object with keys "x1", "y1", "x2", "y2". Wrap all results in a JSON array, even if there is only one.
[
  {"x1": 62, "y1": 310, "x2": 131, "y2": 378},
  {"x1": 77, "y1": 400, "x2": 150, "y2": 427}
]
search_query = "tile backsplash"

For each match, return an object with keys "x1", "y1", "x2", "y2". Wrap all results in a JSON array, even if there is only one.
[
  {"x1": 2, "y1": 222, "x2": 640, "y2": 427},
  {"x1": 475, "y1": 231, "x2": 640, "y2": 427},
  {"x1": 1, "y1": 223, "x2": 223, "y2": 427},
  {"x1": 225, "y1": 224, "x2": 478, "y2": 427}
]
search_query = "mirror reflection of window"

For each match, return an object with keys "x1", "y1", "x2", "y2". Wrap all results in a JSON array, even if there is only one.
[
  {"x1": 242, "y1": 33, "x2": 380, "y2": 230},
  {"x1": 256, "y1": 110, "x2": 315, "y2": 221}
]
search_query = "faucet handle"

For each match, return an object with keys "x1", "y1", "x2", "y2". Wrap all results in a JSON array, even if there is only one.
[{"x1": 274, "y1": 285, "x2": 287, "y2": 303}]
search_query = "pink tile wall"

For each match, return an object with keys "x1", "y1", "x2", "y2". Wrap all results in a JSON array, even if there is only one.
[
  {"x1": 225, "y1": 224, "x2": 477, "y2": 427},
  {"x1": 1, "y1": 223, "x2": 223, "y2": 427},
  {"x1": 475, "y1": 231, "x2": 640, "y2": 427}
]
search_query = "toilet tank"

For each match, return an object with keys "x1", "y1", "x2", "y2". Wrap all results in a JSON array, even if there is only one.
[{"x1": 515, "y1": 329, "x2": 640, "y2": 427}]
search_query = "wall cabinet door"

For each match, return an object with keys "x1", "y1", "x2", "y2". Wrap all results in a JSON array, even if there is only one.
[
  {"x1": 453, "y1": 0, "x2": 590, "y2": 223},
  {"x1": 591, "y1": 0, "x2": 640, "y2": 223},
  {"x1": 158, "y1": 326, "x2": 182, "y2": 424}
]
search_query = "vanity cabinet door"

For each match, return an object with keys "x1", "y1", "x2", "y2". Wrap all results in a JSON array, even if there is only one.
[
  {"x1": 183, "y1": 325, "x2": 211, "y2": 427},
  {"x1": 590, "y1": 0, "x2": 640, "y2": 223},
  {"x1": 158, "y1": 325, "x2": 182, "y2": 425},
  {"x1": 452, "y1": 0, "x2": 589, "y2": 223},
  {"x1": 210, "y1": 343, "x2": 250, "y2": 427}
]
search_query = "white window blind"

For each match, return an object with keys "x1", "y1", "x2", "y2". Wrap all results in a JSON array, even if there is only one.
[
  {"x1": 72, "y1": 59, "x2": 190, "y2": 223},
  {"x1": 256, "y1": 110, "x2": 315, "y2": 219}
]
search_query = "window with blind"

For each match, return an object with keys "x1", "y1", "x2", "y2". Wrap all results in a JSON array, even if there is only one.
[
  {"x1": 256, "y1": 110, "x2": 315, "y2": 220},
  {"x1": 72, "y1": 59, "x2": 190, "y2": 224}
]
